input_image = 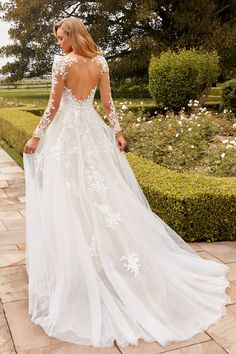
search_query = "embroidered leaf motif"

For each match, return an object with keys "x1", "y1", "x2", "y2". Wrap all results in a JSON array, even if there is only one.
[
  {"x1": 86, "y1": 170, "x2": 109, "y2": 194},
  {"x1": 120, "y1": 252, "x2": 141, "y2": 277},
  {"x1": 94, "y1": 202, "x2": 122, "y2": 230}
]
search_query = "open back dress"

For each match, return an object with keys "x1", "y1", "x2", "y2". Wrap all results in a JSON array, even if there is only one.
[{"x1": 23, "y1": 53, "x2": 231, "y2": 348}]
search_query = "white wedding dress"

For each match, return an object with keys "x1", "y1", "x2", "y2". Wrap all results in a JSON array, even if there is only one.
[{"x1": 23, "y1": 53, "x2": 231, "y2": 348}]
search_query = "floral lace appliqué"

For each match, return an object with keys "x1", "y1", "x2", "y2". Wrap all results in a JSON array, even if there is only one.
[
  {"x1": 86, "y1": 169, "x2": 109, "y2": 194},
  {"x1": 120, "y1": 252, "x2": 141, "y2": 277},
  {"x1": 92, "y1": 55, "x2": 109, "y2": 75},
  {"x1": 66, "y1": 178, "x2": 80, "y2": 198},
  {"x1": 89, "y1": 235, "x2": 98, "y2": 257},
  {"x1": 94, "y1": 202, "x2": 122, "y2": 230},
  {"x1": 33, "y1": 152, "x2": 44, "y2": 173},
  {"x1": 33, "y1": 55, "x2": 78, "y2": 138}
]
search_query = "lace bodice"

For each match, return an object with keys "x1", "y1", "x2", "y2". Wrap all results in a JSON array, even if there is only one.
[{"x1": 33, "y1": 54, "x2": 122, "y2": 138}]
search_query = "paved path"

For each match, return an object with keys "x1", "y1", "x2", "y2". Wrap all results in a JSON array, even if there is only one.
[{"x1": 0, "y1": 146, "x2": 235, "y2": 354}]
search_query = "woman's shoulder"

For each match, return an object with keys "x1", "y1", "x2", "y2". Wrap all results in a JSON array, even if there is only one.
[
  {"x1": 53, "y1": 54, "x2": 78, "y2": 65},
  {"x1": 91, "y1": 54, "x2": 109, "y2": 73},
  {"x1": 51, "y1": 54, "x2": 78, "y2": 75}
]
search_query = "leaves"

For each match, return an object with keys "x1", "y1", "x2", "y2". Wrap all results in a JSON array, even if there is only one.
[{"x1": 1, "y1": 0, "x2": 236, "y2": 81}]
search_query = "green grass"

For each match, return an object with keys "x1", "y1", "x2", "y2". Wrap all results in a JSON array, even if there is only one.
[
  {"x1": 210, "y1": 87, "x2": 222, "y2": 96},
  {"x1": 0, "y1": 89, "x2": 50, "y2": 106},
  {"x1": 0, "y1": 88, "x2": 155, "y2": 108},
  {"x1": 0, "y1": 85, "x2": 222, "y2": 108}
]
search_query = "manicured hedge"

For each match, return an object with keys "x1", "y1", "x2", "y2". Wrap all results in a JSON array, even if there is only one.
[
  {"x1": 0, "y1": 107, "x2": 37, "y2": 154},
  {"x1": 126, "y1": 152, "x2": 236, "y2": 242},
  {"x1": 0, "y1": 107, "x2": 235, "y2": 242}
]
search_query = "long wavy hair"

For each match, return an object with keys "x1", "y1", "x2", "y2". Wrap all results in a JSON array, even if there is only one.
[{"x1": 53, "y1": 17, "x2": 102, "y2": 58}]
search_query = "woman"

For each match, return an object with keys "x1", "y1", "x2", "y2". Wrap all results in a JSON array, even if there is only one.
[{"x1": 23, "y1": 17, "x2": 231, "y2": 348}]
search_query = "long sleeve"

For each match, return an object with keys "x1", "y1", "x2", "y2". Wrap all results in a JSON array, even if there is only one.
[
  {"x1": 33, "y1": 56, "x2": 65, "y2": 138},
  {"x1": 98, "y1": 57, "x2": 122, "y2": 135}
]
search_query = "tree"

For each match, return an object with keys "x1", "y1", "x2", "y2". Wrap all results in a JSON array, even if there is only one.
[{"x1": 0, "y1": 0, "x2": 235, "y2": 81}]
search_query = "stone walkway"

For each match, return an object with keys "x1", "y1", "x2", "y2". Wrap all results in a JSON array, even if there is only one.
[{"x1": 0, "y1": 146, "x2": 236, "y2": 354}]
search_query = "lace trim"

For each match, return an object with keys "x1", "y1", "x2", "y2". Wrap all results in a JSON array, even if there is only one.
[{"x1": 64, "y1": 86, "x2": 97, "y2": 104}]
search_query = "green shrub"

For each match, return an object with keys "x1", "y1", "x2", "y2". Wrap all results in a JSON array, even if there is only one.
[
  {"x1": 126, "y1": 152, "x2": 236, "y2": 242},
  {"x1": 222, "y1": 79, "x2": 236, "y2": 112},
  {"x1": 0, "y1": 107, "x2": 38, "y2": 153},
  {"x1": 149, "y1": 49, "x2": 220, "y2": 111}
]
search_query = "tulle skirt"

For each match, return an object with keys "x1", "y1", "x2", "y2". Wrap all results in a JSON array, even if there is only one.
[{"x1": 23, "y1": 94, "x2": 231, "y2": 348}]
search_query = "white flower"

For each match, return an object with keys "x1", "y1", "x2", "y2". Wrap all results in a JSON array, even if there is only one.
[
  {"x1": 188, "y1": 127, "x2": 192, "y2": 131},
  {"x1": 188, "y1": 99, "x2": 193, "y2": 107},
  {"x1": 121, "y1": 104, "x2": 127, "y2": 110},
  {"x1": 168, "y1": 145, "x2": 172, "y2": 150},
  {"x1": 233, "y1": 123, "x2": 236, "y2": 129},
  {"x1": 221, "y1": 152, "x2": 225, "y2": 159},
  {"x1": 147, "y1": 120, "x2": 152, "y2": 124},
  {"x1": 136, "y1": 117, "x2": 142, "y2": 122},
  {"x1": 223, "y1": 109, "x2": 228, "y2": 114},
  {"x1": 191, "y1": 145, "x2": 195, "y2": 148},
  {"x1": 178, "y1": 121, "x2": 182, "y2": 125},
  {"x1": 134, "y1": 123, "x2": 140, "y2": 128},
  {"x1": 140, "y1": 101, "x2": 144, "y2": 105},
  {"x1": 197, "y1": 124, "x2": 200, "y2": 127},
  {"x1": 222, "y1": 139, "x2": 229, "y2": 144},
  {"x1": 176, "y1": 133, "x2": 179, "y2": 137}
]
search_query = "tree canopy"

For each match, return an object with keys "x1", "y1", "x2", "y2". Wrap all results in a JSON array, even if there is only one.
[{"x1": 0, "y1": 0, "x2": 235, "y2": 81}]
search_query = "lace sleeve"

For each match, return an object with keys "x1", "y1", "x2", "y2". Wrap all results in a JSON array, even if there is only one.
[
  {"x1": 97, "y1": 56, "x2": 122, "y2": 135},
  {"x1": 32, "y1": 55, "x2": 67, "y2": 138}
]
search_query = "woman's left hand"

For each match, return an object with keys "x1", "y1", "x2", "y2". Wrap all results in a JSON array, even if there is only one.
[
  {"x1": 23, "y1": 137, "x2": 40, "y2": 154},
  {"x1": 115, "y1": 131, "x2": 127, "y2": 152}
]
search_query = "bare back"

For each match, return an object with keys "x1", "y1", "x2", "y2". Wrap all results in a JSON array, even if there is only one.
[
  {"x1": 32, "y1": 53, "x2": 122, "y2": 138},
  {"x1": 64, "y1": 55, "x2": 103, "y2": 101}
]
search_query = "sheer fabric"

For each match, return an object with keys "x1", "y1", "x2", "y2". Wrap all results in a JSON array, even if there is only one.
[
  {"x1": 23, "y1": 54, "x2": 231, "y2": 348},
  {"x1": 33, "y1": 54, "x2": 122, "y2": 138}
]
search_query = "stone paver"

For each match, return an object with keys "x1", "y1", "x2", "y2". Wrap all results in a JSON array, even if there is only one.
[
  {"x1": 0, "y1": 146, "x2": 235, "y2": 354},
  {"x1": 0, "y1": 302, "x2": 16, "y2": 353}
]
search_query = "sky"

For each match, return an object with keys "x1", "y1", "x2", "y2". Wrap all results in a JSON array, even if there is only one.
[{"x1": 0, "y1": 19, "x2": 12, "y2": 67}]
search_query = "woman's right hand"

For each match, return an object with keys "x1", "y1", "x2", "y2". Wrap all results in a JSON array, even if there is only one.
[
  {"x1": 23, "y1": 137, "x2": 40, "y2": 154},
  {"x1": 115, "y1": 131, "x2": 127, "y2": 152}
]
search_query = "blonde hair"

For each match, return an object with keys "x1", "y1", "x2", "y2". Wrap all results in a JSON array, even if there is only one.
[{"x1": 53, "y1": 17, "x2": 102, "y2": 58}]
